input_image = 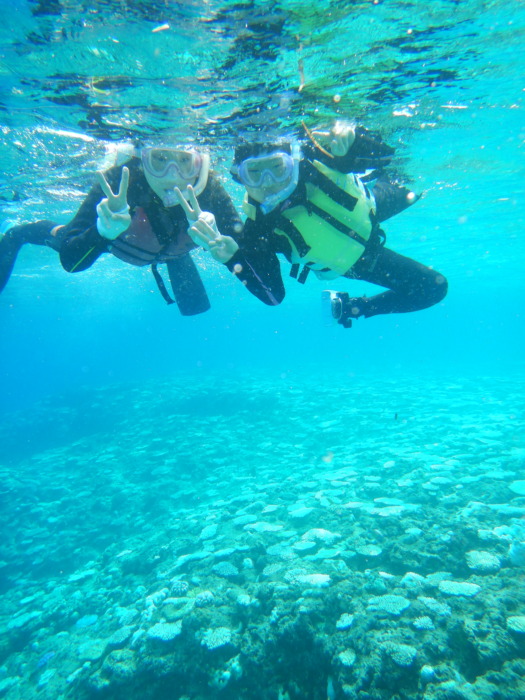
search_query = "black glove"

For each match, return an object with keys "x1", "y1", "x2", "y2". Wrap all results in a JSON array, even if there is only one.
[{"x1": 346, "y1": 127, "x2": 395, "y2": 171}]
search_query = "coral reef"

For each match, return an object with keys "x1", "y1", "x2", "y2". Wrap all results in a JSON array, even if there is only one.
[{"x1": 0, "y1": 373, "x2": 524, "y2": 699}]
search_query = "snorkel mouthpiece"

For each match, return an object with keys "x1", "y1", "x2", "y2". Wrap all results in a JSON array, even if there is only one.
[{"x1": 162, "y1": 189, "x2": 181, "y2": 207}]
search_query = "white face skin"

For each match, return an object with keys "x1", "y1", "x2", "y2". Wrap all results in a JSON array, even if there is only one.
[{"x1": 143, "y1": 169, "x2": 197, "y2": 207}]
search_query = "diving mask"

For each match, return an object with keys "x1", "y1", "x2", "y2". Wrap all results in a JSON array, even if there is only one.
[
  {"x1": 235, "y1": 143, "x2": 301, "y2": 214},
  {"x1": 237, "y1": 152, "x2": 294, "y2": 189},
  {"x1": 141, "y1": 147, "x2": 202, "y2": 181},
  {"x1": 142, "y1": 147, "x2": 210, "y2": 205}
]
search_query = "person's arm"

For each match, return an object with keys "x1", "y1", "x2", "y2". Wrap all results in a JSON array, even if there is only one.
[
  {"x1": 204, "y1": 177, "x2": 243, "y2": 240},
  {"x1": 59, "y1": 165, "x2": 129, "y2": 273},
  {"x1": 225, "y1": 219, "x2": 285, "y2": 306},
  {"x1": 177, "y1": 176, "x2": 285, "y2": 305},
  {"x1": 307, "y1": 124, "x2": 395, "y2": 173}
]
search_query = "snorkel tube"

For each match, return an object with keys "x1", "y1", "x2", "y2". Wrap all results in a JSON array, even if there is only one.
[{"x1": 260, "y1": 142, "x2": 301, "y2": 214}]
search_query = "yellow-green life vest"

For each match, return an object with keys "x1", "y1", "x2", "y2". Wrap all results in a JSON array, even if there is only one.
[{"x1": 245, "y1": 160, "x2": 376, "y2": 280}]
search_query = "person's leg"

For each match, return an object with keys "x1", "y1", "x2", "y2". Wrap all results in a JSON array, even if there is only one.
[
  {"x1": 0, "y1": 220, "x2": 58, "y2": 293},
  {"x1": 339, "y1": 236, "x2": 447, "y2": 321}
]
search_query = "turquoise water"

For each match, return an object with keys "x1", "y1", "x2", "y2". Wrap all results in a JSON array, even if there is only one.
[{"x1": 0, "y1": 1, "x2": 524, "y2": 699}]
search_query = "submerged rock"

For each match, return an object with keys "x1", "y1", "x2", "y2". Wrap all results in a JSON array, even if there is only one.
[
  {"x1": 338, "y1": 649, "x2": 356, "y2": 667},
  {"x1": 147, "y1": 620, "x2": 182, "y2": 642},
  {"x1": 194, "y1": 590, "x2": 215, "y2": 607},
  {"x1": 413, "y1": 616, "x2": 435, "y2": 630},
  {"x1": 212, "y1": 561, "x2": 239, "y2": 579},
  {"x1": 367, "y1": 595, "x2": 410, "y2": 616},
  {"x1": 7, "y1": 610, "x2": 42, "y2": 630},
  {"x1": 302, "y1": 528, "x2": 341, "y2": 545},
  {"x1": 295, "y1": 573, "x2": 331, "y2": 588},
  {"x1": 107, "y1": 626, "x2": 134, "y2": 649},
  {"x1": 356, "y1": 544, "x2": 382, "y2": 557},
  {"x1": 77, "y1": 640, "x2": 107, "y2": 662},
  {"x1": 438, "y1": 580, "x2": 481, "y2": 597},
  {"x1": 336, "y1": 613, "x2": 354, "y2": 630},
  {"x1": 418, "y1": 596, "x2": 452, "y2": 617},
  {"x1": 201, "y1": 626, "x2": 232, "y2": 650},
  {"x1": 465, "y1": 550, "x2": 501, "y2": 573},
  {"x1": 507, "y1": 616, "x2": 525, "y2": 634},
  {"x1": 101, "y1": 649, "x2": 137, "y2": 680},
  {"x1": 509, "y1": 541, "x2": 525, "y2": 567},
  {"x1": 380, "y1": 641, "x2": 417, "y2": 667},
  {"x1": 199, "y1": 524, "x2": 218, "y2": 540},
  {"x1": 289, "y1": 506, "x2": 314, "y2": 519}
]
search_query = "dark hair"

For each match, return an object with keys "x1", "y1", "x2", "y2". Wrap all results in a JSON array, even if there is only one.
[{"x1": 232, "y1": 140, "x2": 292, "y2": 167}]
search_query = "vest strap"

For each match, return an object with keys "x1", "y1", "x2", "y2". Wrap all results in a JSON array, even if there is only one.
[
  {"x1": 277, "y1": 214, "x2": 311, "y2": 257},
  {"x1": 297, "y1": 265, "x2": 311, "y2": 284},
  {"x1": 307, "y1": 198, "x2": 368, "y2": 244},
  {"x1": 151, "y1": 264, "x2": 176, "y2": 305},
  {"x1": 311, "y1": 167, "x2": 360, "y2": 213}
]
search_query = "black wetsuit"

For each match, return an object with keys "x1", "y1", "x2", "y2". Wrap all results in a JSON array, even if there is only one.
[{"x1": 226, "y1": 133, "x2": 448, "y2": 319}]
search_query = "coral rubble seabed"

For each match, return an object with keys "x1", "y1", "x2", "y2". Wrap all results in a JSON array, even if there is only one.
[{"x1": 0, "y1": 373, "x2": 524, "y2": 699}]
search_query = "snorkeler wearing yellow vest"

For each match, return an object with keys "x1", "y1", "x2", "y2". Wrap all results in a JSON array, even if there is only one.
[{"x1": 204, "y1": 122, "x2": 447, "y2": 327}]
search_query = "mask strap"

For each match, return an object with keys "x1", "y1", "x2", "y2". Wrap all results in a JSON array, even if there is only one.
[{"x1": 192, "y1": 153, "x2": 210, "y2": 196}]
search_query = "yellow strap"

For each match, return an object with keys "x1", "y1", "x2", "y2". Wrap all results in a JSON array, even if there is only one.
[{"x1": 70, "y1": 246, "x2": 96, "y2": 272}]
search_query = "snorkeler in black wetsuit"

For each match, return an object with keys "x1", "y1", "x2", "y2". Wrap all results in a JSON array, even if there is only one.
[
  {"x1": 194, "y1": 122, "x2": 447, "y2": 326},
  {"x1": 0, "y1": 146, "x2": 242, "y2": 315}
]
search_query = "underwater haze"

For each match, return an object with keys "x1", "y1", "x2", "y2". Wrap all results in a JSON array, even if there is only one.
[{"x1": 0, "y1": 1, "x2": 524, "y2": 699}]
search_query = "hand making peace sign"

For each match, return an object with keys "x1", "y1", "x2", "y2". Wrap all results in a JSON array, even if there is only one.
[
  {"x1": 311, "y1": 121, "x2": 356, "y2": 157},
  {"x1": 175, "y1": 186, "x2": 239, "y2": 263},
  {"x1": 95, "y1": 166, "x2": 131, "y2": 240}
]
